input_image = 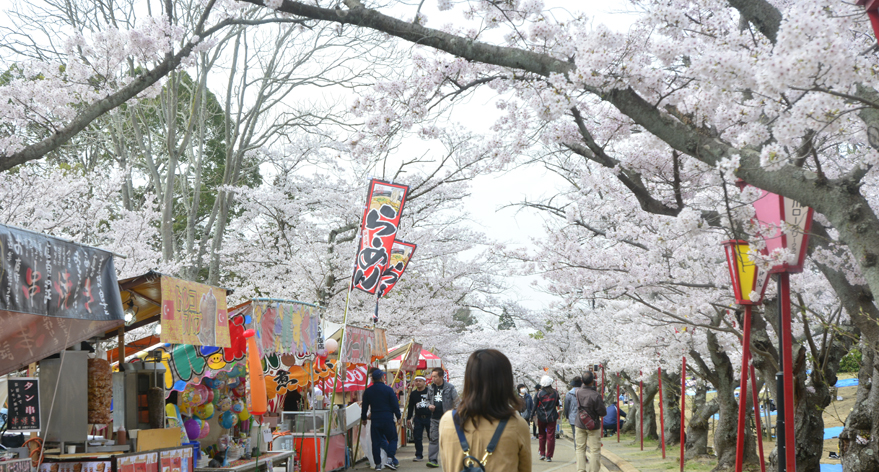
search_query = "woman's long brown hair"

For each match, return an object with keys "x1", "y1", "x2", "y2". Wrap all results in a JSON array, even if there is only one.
[{"x1": 457, "y1": 349, "x2": 524, "y2": 428}]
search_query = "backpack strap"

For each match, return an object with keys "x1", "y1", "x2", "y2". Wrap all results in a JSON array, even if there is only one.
[{"x1": 452, "y1": 410, "x2": 510, "y2": 468}]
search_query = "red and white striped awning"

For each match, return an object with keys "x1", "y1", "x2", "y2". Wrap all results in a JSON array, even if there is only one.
[{"x1": 387, "y1": 347, "x2": 442, "y2": 371}]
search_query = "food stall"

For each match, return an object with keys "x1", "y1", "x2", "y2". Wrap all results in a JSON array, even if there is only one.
[{"x1": 0, "y1": 224, "x2": 126, "y2": 463}]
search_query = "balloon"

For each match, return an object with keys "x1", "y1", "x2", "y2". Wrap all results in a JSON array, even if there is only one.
[
  {"x1": 195, "y1": 402, "x2": 214, "y2": 420},
  {"x1": 197, "y1": 420, "x2": 210, "y2": 439},
  {"x1": 194, "y1": 383, "x2": 210, "y2": 405},
  {"x1": 238, "y1": 409, "x2": 251, "y2": 422},
  {"x1": 317, "y1": 348, "x2": 328, "y2": 358},
  {"x1": 184, "y1": 419, "x2": 201, "y2": 440},
  {"x1": 206, "y1": 390, "x2": 215, "y2": 404},
  {"x1": 182, "y1": 383, "x2": 207, "y2": 408},
  {"x1": 325, "y1": 338, "x2": 338, "y2": 354},
  {"x1": 217, "y1": 396, "x2": 232, "y2": 412},
  {"x1": 231, "y1": 401, "x2": 243, "y2": 414},
  {"x1": 220, "y1": 411, "x2": 236, "y2": 429},
  {"x1": 244, "y1": 329, "x2": 267, "y2": 416},
  {"x1": 166, "y1": 404, "x2": 182, "y2": 426}
]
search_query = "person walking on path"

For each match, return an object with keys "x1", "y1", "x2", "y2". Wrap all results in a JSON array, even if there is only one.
[
  {"x1": 438, "y1": 349, "x2": 531, "y2": 472},
  {"x1": 426, "y1": 366, "x2": 458, "y2": 468},
  {"x1": 563, "y1": 376, "x2": 583, "y2": 440},
  {"x1": 406, "y1": 375, "x2": 431, "y2": 462},
  {"x1": 361, "y1": 369, "x2": 402, "y2": 471},
  {"x1": 517, "y1": 383, "x2": 534, "y2": 438},
  {"x1": 534, "y1": 375, "x2": 560, "y2": 462},
  {"x1": 531, "y1": 384, "x2": 541, "y2": 439},
  {"x1": 575, "y1": 371, "x2": 606, "y2": 472}
]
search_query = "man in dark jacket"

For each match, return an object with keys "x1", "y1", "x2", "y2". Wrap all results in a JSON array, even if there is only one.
[
  {"x1": 575, "y1": 371, "x2": 606, "y2": 472},
  {"x1": 425, "y1": 367, "x2": 457, "y2": 468},
  {"x1": 361, "y1": 369, "x2": 402, "y2": 470},
  {"x1": 406, "y1": 376, "x2": 431, "y2": 462}
]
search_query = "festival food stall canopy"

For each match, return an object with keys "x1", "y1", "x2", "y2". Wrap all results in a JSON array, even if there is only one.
[
  {"x1": 386, "y1": 345, "x2": 441, "y2": 371},
  {"x1": 0, "y1": 224, "x2": 125, "y2": 376}
]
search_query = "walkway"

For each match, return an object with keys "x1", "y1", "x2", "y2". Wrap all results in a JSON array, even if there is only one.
[{"x1": 350, "y1": 432, "x2": 616, "y2": 471}]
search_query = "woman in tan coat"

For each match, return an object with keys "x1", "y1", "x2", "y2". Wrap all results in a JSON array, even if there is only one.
[{"x1": 438, "y1": 349, "x2": 532, "y2": 472}]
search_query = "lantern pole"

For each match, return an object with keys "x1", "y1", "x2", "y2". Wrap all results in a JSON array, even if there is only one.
[
  {"x1": 658, "y1": 366, "x2": 666, "y2": 459},
  {"x1": 680, "y1": 356, "x2": 686, "y2": 472},
  {"x1": 750, "y1": 361, "x2": 767, "y2": 472},
  {"x1": 778, "y1": 273, "x2": 797, "y2": 472},
  {"x1": 735, "y1": 305, "x2": 753, "y2": 472},
  {"x1": 639, "y1": 372, "x2": 644, "y2": 451}
]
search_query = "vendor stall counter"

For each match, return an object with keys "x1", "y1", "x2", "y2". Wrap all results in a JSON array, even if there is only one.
[
  {"x1": 192, "y1": 451, "x2": 293, "y2": 472},
  {"x1": 278, "y1": 411, "x2": 345, "y2": 472}
]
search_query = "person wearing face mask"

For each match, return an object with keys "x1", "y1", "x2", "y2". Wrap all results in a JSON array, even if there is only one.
[
  {"x1": 516, "y1": 384, "x2": 534, "y2": 437},
  {"x1": 406, "y1": 376, "x2": 431, "y2": 462}
]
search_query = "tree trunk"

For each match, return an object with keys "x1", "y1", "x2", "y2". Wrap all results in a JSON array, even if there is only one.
[
  {"x1": 621, "y1": 383, "x2": 639, "y2": 435},
  {"x1": 661, "y1": 368, "x2": 682, "y2": 447},
  {"x1": 634, "y1": 378, "x2": 659, "y2": 441},
  {"x1": 160, "y1": 70, "x2": 180, "y2": 263},
  {"x1": 685, "y1": 386, "x2": 716, "y2": 460},
  {"x1": 840, "y1": 346, "x2": 879, "y2": 471}
]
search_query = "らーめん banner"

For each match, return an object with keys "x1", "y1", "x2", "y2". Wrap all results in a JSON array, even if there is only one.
[
  {"x1": 378, "y1": 240, "x2": 416, "y2": 297},
  {"x1": 352, "y1": 180, "x2": 408, "y2": 294},
  {"x1": 0, "y1": 225, "x2": 124, "y2": 376}
]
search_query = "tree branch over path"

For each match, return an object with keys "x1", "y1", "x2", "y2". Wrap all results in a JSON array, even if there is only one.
[{"x1": 242, "y1": 0, "x2": 879, "y2": 343}]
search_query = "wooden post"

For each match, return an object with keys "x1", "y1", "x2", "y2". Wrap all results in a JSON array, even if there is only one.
[{"x1": 117, "y1": 327, "x2": 126, "y2": 363}]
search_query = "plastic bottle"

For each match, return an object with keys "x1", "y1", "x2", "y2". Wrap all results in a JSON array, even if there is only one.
[{"x1": 116, "y1": 427, "x2": 127, "y2": 445}]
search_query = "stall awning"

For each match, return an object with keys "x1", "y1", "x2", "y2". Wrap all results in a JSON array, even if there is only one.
[
  {"x1": 387, "y1": 346, "x2": 442, "y2": 371},
  {"x1": 0, "y1": 225, "x2": 125, "y2": 376}
]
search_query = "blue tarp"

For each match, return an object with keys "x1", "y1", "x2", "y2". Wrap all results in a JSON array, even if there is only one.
[
  {"x1": 820, "y1": 464, "x2": 842, "y2": 472},
  {"x1": 835, "y1": 378, "x2": 858, "y2": 388},
  {"x1": 824, "y1": 426, "x2": 844, "y2": 440}
]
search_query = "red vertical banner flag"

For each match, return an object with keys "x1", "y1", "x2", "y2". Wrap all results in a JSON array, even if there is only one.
[
  {"x1": 353, "y1": 180, "x2": 409, "y2": 294},
  {"x1": 378, "y1": 240, "x2": 417, "y2": 297}
]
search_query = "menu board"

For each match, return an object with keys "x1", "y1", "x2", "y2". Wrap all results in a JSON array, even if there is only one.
[
  {"x1": 6, "y1": 377, "x2": 40, "y2": 432},
  {"x1": 40, "y1": 462, "x2": 111, "y2": 472},
  {"x1": 117, "y1": 452, "x2": 159, "y2": 472},
  {"x1": 1, "y1": 458, "x2": 32, "y2": 472},
  {"x1": 160, "y1": 447, "x2": 192, "y2": 472}
]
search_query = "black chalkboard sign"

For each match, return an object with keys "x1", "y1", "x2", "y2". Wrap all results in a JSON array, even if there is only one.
[{"x1": 7, "y1": 377, "x2": 40, "y2": 432}]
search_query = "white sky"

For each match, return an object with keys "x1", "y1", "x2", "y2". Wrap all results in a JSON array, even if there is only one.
[{"x1": 403, "y1": 1, "x2": 640, "y2": 313}]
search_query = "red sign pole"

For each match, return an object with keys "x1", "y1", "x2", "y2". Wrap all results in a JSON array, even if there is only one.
[
  {"x1": 735, "y1": 306, "x2": 753, "y2": 472},
  {"x1": 616, "y1": 374, "x2": 621, "y2": 442},
  {"x1": 658, "y1": 366, "x2": 666, "y2": 459},
  {"x1": 680, "y1": 357, "x2": 686, "y2": 472},
  {"x1": 640, "y1": 372, "x2": 644, "y2": 451},
  {"x1": 601, "y1": 365, "x2": 606, "y2": 438}
]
